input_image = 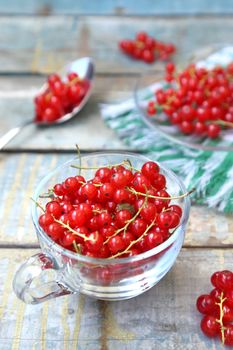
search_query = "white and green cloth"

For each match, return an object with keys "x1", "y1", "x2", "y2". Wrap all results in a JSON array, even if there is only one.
[{"x1": 101, "y1": 47, "x2": 233, "y2": 213}]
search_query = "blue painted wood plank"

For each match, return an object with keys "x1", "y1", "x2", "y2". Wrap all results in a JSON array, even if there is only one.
[
  {"x1": 0, "y1": 248, "x2": 231, "y2": 349},
  {"x1": 0, "y1": 16, "x2": 233, "y2": 74},
  {"x1": 0, "y1": 0, "x2": 233, "y2": 15}
]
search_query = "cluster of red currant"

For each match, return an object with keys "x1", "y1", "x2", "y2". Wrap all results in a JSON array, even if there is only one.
[
  {"x1": 119, "y1": 32, "x2": 176, "y2": 64},
  {"x1": 37, "y1": 160, "x2": 185, "y2": 259},
  {"x1": 147, "y1": 62, "x2": 233, "y2": 138},
  {"x1": 34, "y1": 72, "x2": 90, "y2": 123},
  {"x1": 196, "y1": 270, "x2": 233, "y2": 346}
]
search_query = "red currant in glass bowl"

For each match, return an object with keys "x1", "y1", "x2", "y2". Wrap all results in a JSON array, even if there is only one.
[
  {"x1": 13, "y1": 152, "x2": 191, "y2": 304},
  {"x1": 134, "y1": 49, "x2": 233, "y2": 151}
]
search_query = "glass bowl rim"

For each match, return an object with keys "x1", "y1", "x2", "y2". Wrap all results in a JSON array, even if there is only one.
[{"x1": 31, "y1": 151, "x2": 191, "y2": 265}]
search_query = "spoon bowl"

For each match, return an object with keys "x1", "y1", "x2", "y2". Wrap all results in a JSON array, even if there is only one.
[
  {"x1": 0, "y1": 57, "x2": 95, "y2": 148},
  {"x1": 37, "y1": 57, "x2": 94, "y2": 125}
]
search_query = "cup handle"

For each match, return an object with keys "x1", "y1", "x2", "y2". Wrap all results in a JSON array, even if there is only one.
[{"x1": 13, "y1": 252, "x2": 72, "y2": 304}]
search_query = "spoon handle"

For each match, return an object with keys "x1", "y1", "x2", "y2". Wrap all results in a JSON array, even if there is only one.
[{"x1": 0, "y1": 120, "x2": 33, "y2": 150}]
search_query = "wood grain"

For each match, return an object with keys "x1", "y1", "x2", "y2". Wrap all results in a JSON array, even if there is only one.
[
  {"x1": 1, "y1": 0, "x2": 233, "y2": 16},
  {"x1": 0, "y1": 153, "x2": 232, "y2": 247},
  {"x1": 0, "y1": 8, "x2": 231, "y2": 350},
  {"x1": 0, "y1": 248, "x2": 231, "y2": 350},
  {"x1": 0, "y1": 16, "x2": 232, "y2": 74}
]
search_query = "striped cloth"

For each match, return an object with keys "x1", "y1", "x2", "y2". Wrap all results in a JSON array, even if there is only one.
[{"x1": 100, "y1": 47, "x2": 233, "y2": 213}]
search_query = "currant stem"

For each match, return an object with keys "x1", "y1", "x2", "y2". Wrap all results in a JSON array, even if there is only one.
[
  {"x1": 73, "y1": 240, "x2": 81, "y2": 253},
  {"x1": 39, "y1": 188, "x2": 55, "y2": 199},
  {"x1": 214, "y1": 119, "x2": 233, "y2": 128},
  {"x1": 75, "y1": 144, "x2": 82, "y2": 175},
  {"x1": 70, "y1": 161, "x2": 126, "y2": 171},
  {"x1": 127, "y1": 187, "x2": 195, "y2": 200},
  {"x1": 104, "y1": 196, "x2": 148, "y2": 245},
  {"x1": 215, "y1": 292, "x2": 227, "y2": 344},
  {"x1": 69, "y1": 77, "x2": 81, "y2": 86},
  {"x1": 53, "y1": 217, "x2": 91, "y2": 241},
  {"x1": 31, "y1": 197, "x2": 45, "y2": 213},
  {"x1": 108, "y1": 219, "x2": 156, "y2": 259},
  {"x1": 70, "y1": 160, "x2": 138, "y2": 172}
]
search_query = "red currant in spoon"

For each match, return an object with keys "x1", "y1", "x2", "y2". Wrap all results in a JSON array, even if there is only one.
[{"x1": 0, "y1": 57, "x2": 94, "y2": 149}]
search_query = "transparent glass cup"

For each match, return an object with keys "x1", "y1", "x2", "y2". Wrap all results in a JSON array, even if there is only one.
[{"x1": 13, "y1": 152, "x2": 190, "y2": 304}]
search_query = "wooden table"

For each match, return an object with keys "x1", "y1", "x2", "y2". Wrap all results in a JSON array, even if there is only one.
[{"x1": 0, "y1": 2, "x2": 233, "y2": 349}]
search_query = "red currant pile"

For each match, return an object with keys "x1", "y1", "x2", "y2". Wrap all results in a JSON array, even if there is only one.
[
  {"x1": 196, "y1": 270, "x2": 233, "y2": 347},
  {"x1": 119, "y1": 31, "x2": 176, "y2": 64},
  {"x1": 34, "y1": 72, "x2": 90, "y2": 123},
  {"x1": 37, "y1": 160, "x2": 186, "y2": 259},
  {"x1": 147, "y1": 62, "x2": 233, "y2": 138}
]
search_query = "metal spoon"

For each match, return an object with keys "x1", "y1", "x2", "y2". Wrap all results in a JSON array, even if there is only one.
[{"x1": 0, "y1": 57, "x2": 95, "y2": 150}]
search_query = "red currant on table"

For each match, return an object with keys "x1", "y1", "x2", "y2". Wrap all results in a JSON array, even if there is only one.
[
  {"x1": 34, "y1": 72, "x2": 90, "y2": 123},
  {"x1": 200, "y1": 315, "x2": 220, "y2": 337},
  {"x1": 119, "y1": 31, "x2": 176, "y2": 64},
  {"x1": 196, "y1": 270, "x2": 233, "y2": 347}
]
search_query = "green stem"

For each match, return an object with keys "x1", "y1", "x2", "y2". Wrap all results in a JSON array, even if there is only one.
[
  {"x1": 104, "y1": 196, "x2": 148, "y2": 245},
  {"x1": 53, "y1": 217, "x2": 91, "y2": 242},
  {"x1": 30, "y1": 197, "x2": 45, "y2": 212},
  {"x1": 108, "y1": 219, "x2": 156, "y2": 259},
  {"x1": 127, "y1": 187, "x2": 195, "y2": 201},
  {"x1": 214, "y1": 119, "x2": 233, "y2": 128},
  {"x1": 215, "y1": 292, "x2": 227, "y2": 344}
]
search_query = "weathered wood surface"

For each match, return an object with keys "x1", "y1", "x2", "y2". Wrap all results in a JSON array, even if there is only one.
[
  {"x1": 0, "y1": 153, "x2": 232, "y2": 247},
  {"x1": 0, "y1": 9, "x2": 232, "y2": 350},
  {"x1": 0, "y1": 75, "x2": 136, "y2": 151},
  {"x1": 0, "y1": 248, "x2": 231, "y2": 350},
  {"x1": 0, "y1": 16, "x2": 232, "y2": 74},
  {"x1": 1, "y1": 0, "x2": 233, "y2": 16}
]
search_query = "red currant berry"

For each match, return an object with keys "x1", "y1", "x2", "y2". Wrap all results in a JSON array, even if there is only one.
[
  {"x1": 224, "y1": 325, "x2": 233, "y2": 346},
  {"x1": 63, "y1": 176, "x2": 80, "y2": 193},
  {"x1": 99, "y1": 183, "x2": 115, "y2": 201},
  {"x1": 129, "y1": 218, "x2": 147, "y2": 238},
  {"x1": 46, "y1": 201, "x2": 62, "y2": 218},
  {"x1": 207, "y1": 124, "x2": 221, "y2": 139},
  {"x1": 151, "y1": 174, "x2": 166, "y2": 191},
  {"x1": 39, "y1": 213, "x2": 54, "y2": 228},
  {"x1": 95, "y1": 167, "x2": 112, "y2": 182},
  {"x1": 225, "y1": 289, "x2": 233, "y2": 308},
  {"x1": 61, "y1": 232, "x2": 76, "y2": 247},
  {"x1": 115, "y1": 210, "x2": 132, "y2": 228},
  {"x1": 53, "y1": 183, "x2": 64, "y2": 196},
  {"x1": 80, "y1": 183, "x2": 98, "y2": 201},
  {"x1": 145, "y1": 230, "x2": 164, "y2": 249},
  {"x1": 196, "y1": 294, "x2": 217, "y2": 315},
  {"x1": 69, "y1": 209, "x2": 87, "y2": 227},
  {"x1": 140, "y1": 202, "x2": 157, "y2": 223},
  {"x1": 141, "y1": 161, "x2": 160, "y2": 180},
  {"x1": 47, "y1": 222, "x2": 64, "y2": 240},
  {"x1": 200, "y1": 315, "x2": 219, "y2": 337},
  {"x1": 85, "y1": 231, "x2": 104, "y2": 252},
  {"x1": 98, "y1": 212, "x2": 112, "y2": 228},
  {"x1": 108, "y1": 236, "x2": 126, "y2": 254},
  {"x1": 121, "y1": 231, "x2": 135, "y2": 246},
  {"x1": 157, "y1": 211, "x2": 177, "y2": 229}
]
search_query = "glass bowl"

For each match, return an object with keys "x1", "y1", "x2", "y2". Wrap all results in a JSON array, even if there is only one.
[
  {"x1": 134, "y1": 60, "x2": 233, "y2": 152},
  {"x1": 13, "y1": 152, "x2": 190, "y2": 304}
]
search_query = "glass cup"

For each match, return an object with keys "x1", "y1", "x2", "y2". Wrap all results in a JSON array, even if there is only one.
[{"x1": 13, "y1": 152, "x2": 190, "y2": 304}]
